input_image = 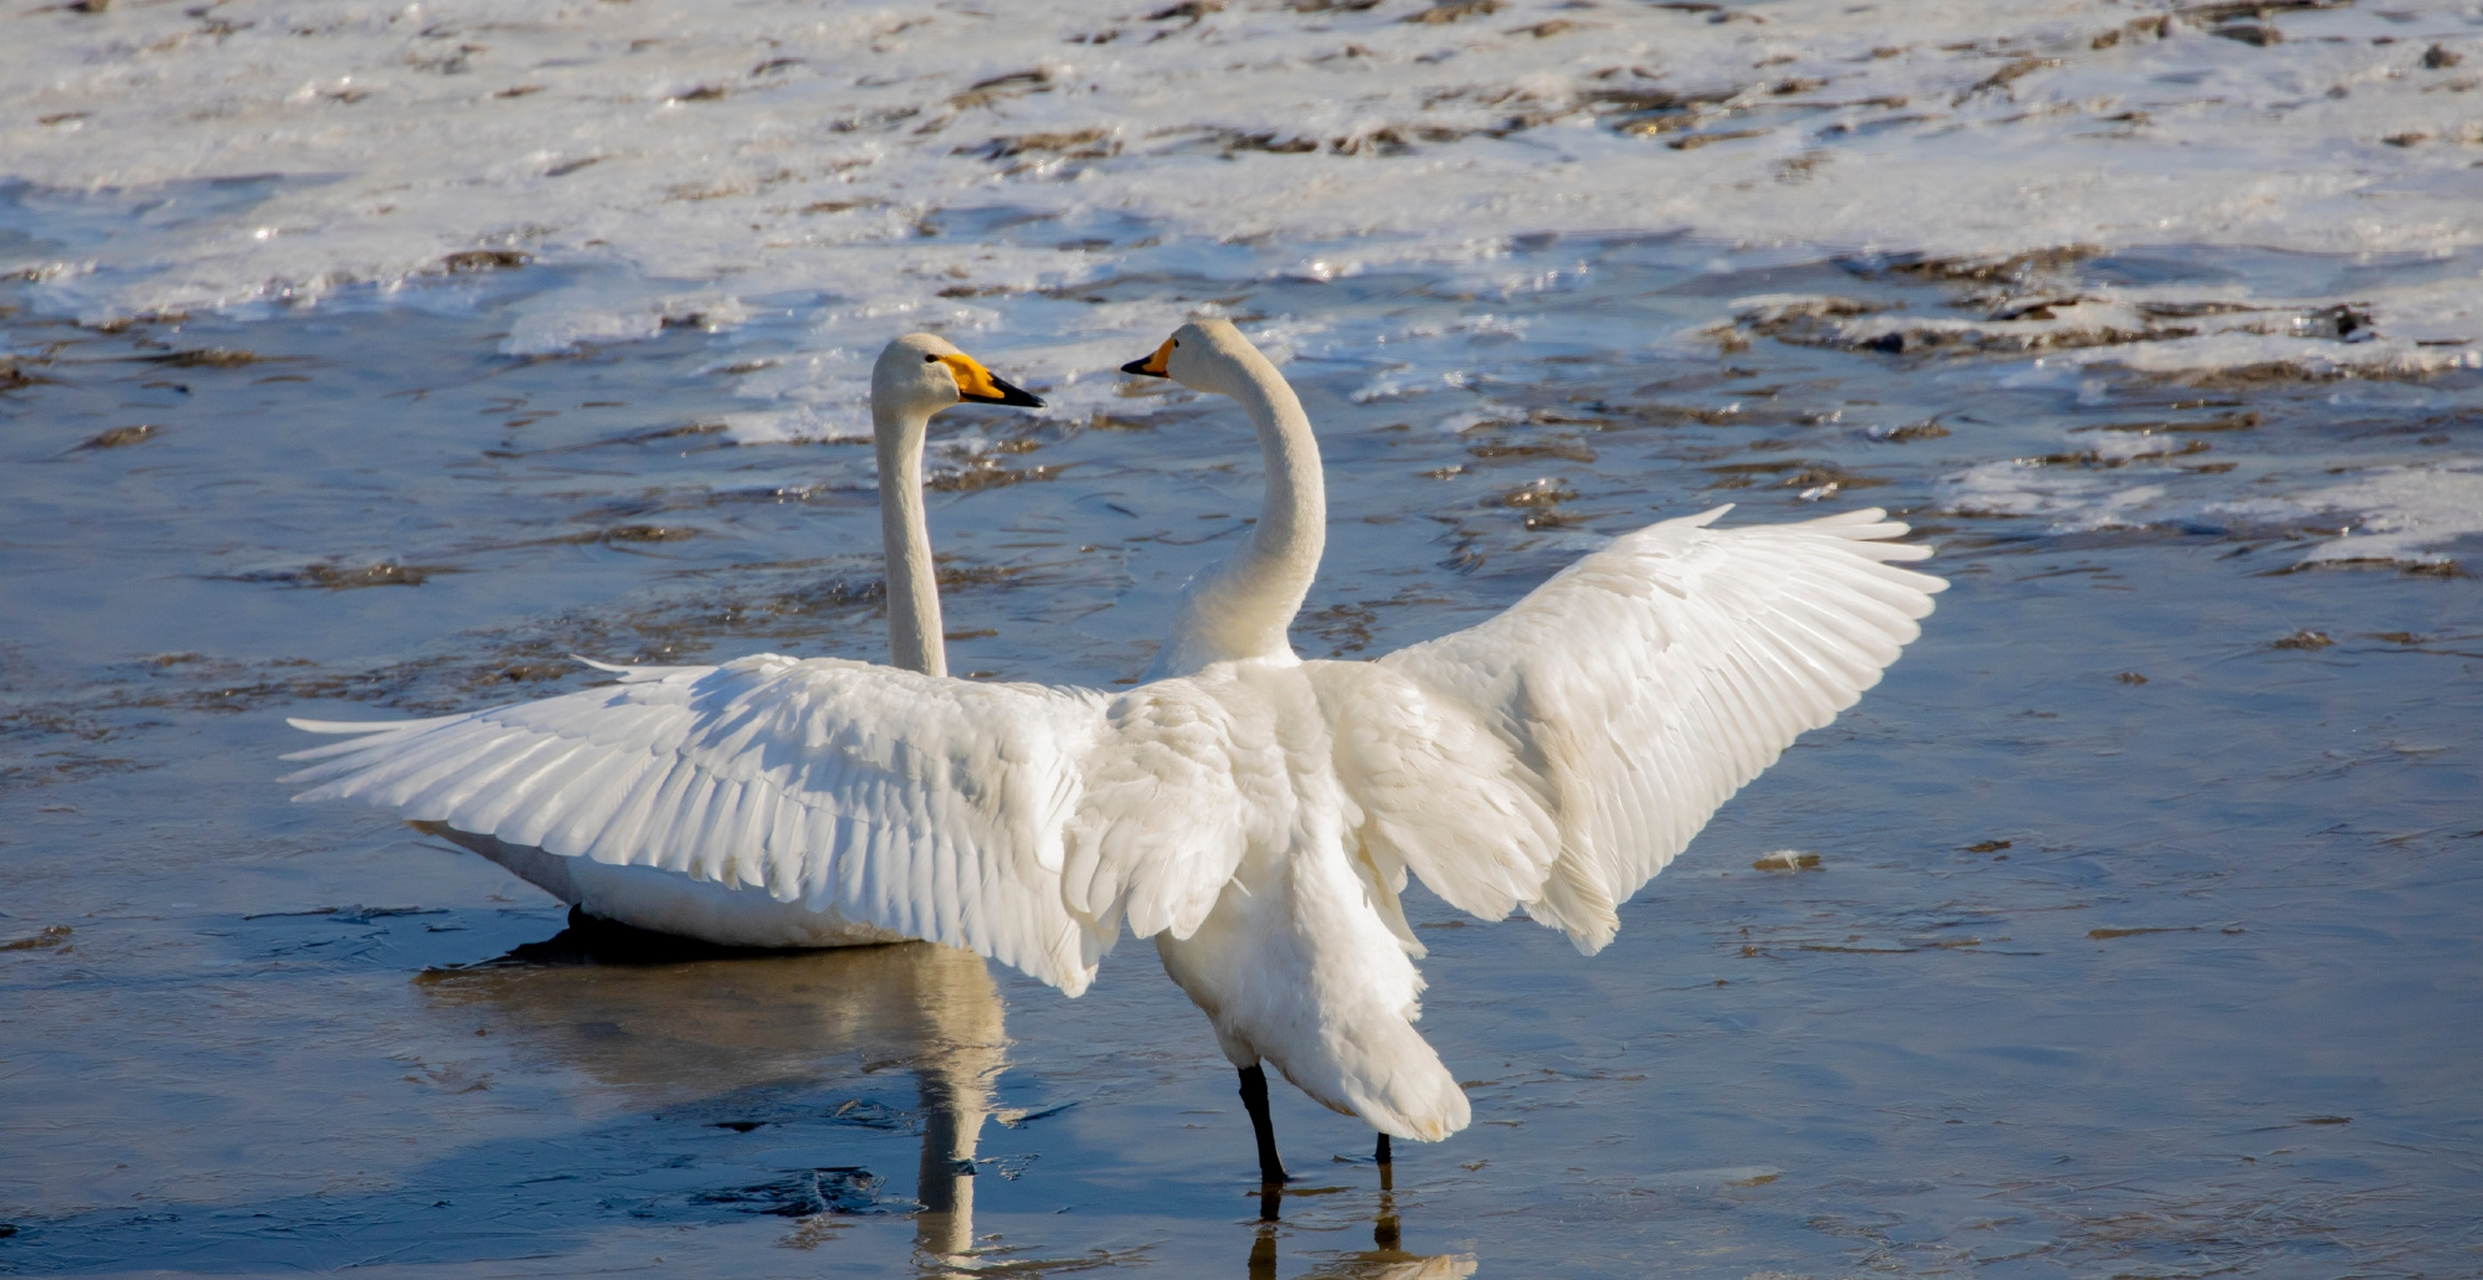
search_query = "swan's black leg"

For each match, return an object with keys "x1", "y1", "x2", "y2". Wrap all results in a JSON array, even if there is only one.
[
  {"x1": 1238, "y1": 1065, "x2": 1290, "y2": 1185},
  {"x1": 1374, "y1": 1132, "x2": 1392, "y2": 1166}
]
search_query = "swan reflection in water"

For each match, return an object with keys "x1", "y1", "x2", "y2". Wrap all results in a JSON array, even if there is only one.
[
  {"x1": 1250, "y1": 1172, "x2": 1478, "y2": 1280},
  {"x1": 415, "y1": 916, "x2": 1475, "y2": 1275},
  {"x1": 415, "y1": 914, "x2": 1004, "y2": 1261}
]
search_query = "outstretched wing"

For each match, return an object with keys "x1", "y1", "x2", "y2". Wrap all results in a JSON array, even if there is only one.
[
  {"x1": 284, "y1": 656, "x2": 1118, "y2": 993},
  {"x1": 1361, "y1": 506, "x2": 1946, "y2": 952}
]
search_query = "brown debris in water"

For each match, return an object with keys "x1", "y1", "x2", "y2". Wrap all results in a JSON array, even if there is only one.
[
  {"x1": 961, "y1": 128, "x2": 1116, "y2": 162},
  {"x1": 927, "y1": 459, "x2": 1061, "y2": 493},
  {"x1": 1956, "y1": 56, "x2": 2063, "y2": 103},
  {"x1": 1468, "y1": 438, "x2": 1597, "y2": 464},
  {"x1": 441, "y1": 249, "x2": 529, "y2": 273},
  {"x1": 2270, "y1": 629, "x2": 2334, "y2": 650},
  {"x1": 2018, "y1": 439, "x2": 2210, "y2": 468},
  {"x1": 146, "y1": 348, "x2": 260, "y2": 369},
  {"x1": 1886, "y1": 246, "x2": 2101, "y2": 285},
  {"x1": 1668, "y1": 128, "x2": 1771, "y2": 151},
  {"x1": 947, "y1": 69, "x2": 1049, "y2": 112},
  {"x1": 0, "y1": 925, "x2": 72, "y2": 952},
  {"x1": 488, "y1": 663, "x2": 573, "y2": 685},
  {"x1": 2091, "y1": 15, "x2": 2171, "y2": 49},
  {"x1": 623, "y1": 423, "x2": 729, "y2": 445},
  {"x1": 1222, "y1": 130, "x2": 1324, "y2": 156},
  {"x1": 1735, "y1": 296, "x2": 1884, "y2": 336},
  {"x1": 2077, "y1": 412, "x2": 2260, "y2": 435},
  {"x1": 1301, "y1": 587, "x2": 1454, "y2": 656},
  {"x1": 236, "y1": 562, "x2": 456, "y2": 590},
  {"x1": 74, "y1": 424, "x2": 162, "y2": 450},
  {"x1": 2212, "y1": 22, "x2": 2281, "y2": 47},
  {"x1": 1499, "y1": 477, "x2": 1577, "y2": 508},
  {"x1": 1704, "y1": 459, "x2": 1886, "y2": 492},
  {"x1": 599, "y1": 525, "x2": 698, "y2": 544},
  {"x1": 1499, "y1": 477, "x2": 1581, "y2": 529},
  {"x1": 1403, "y1": 0, "x2": 1498, "y2": 24},
  {"x1": 1304, "y1": 601, "x2": 1379, "y2": 656},
  {"x1": 2184, "y1": 362, "x2": 2352, "y2": 390},
  {"x1": 2279, "y1": 558, "x2": 2462, "y2": 580}
]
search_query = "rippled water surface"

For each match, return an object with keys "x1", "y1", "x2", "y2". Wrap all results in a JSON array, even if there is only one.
[{"x1": 3, "y1": 231, "x2": 2480, "y2": 1278}]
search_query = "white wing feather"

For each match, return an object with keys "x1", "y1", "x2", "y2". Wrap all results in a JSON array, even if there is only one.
[
  {"x1": 1361, "y1": 505, "x2": 1947, "y2": 952},
  {"x1": 1060, "y1": 677, "x2": 1271, "y2": 942},
  {"x1": 285, "y1": 655, "x2": 1121, "y2": 993},
  {"x1": 1306, "y1": 660, "x2": 1559, "y2": 927}
]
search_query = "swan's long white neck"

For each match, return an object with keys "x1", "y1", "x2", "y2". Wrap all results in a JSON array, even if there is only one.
[
  {"x1": 875, "y1": 397, "x2": 947, "y2": 678},
  {"x1": 1148, "y1": 351, "x2": 1325, "y2": 680}
]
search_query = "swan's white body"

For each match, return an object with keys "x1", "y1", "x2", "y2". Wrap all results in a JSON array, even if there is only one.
[
  {"x1": 288, "y1": 322, "x2": 1945, "y2": 1145},
  {"x1": 418, "y1": 822, "x2": 905, "y2": 947}
]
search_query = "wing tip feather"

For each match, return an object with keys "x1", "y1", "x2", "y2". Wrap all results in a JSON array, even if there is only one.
[{"x1": 286, "y1": 715, "x2": 444, "y2": 736}]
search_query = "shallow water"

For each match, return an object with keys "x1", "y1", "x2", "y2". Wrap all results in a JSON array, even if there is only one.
[{"x1": 4, "y1": 222, "x2": 2480, "y2": 1278}]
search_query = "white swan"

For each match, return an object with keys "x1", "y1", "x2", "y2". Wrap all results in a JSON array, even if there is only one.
[
  {"x1": 286, "y1": 320, "x2": 1946, "y2": 1183},
  {"x1": 316, "y1": 333, "x2": 1044, "y2": 947}
]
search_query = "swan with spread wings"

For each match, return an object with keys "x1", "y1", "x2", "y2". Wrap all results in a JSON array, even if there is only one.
[{"x1": 287, "y1": 321, "x2": 1945, "y2": 1184}]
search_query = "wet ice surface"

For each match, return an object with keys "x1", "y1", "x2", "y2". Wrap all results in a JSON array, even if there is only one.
[{"x1": 4, "y1": 228, "x2": 2480, "y2": 1278}]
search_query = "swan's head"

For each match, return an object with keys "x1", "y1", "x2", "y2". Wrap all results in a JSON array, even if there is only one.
[
  {"x1": 873, "y1": 333, "x2": 1044, "y2": 422},
  {"x1": 1120, "y1": 320, "x2": 1269, "y2": 397}
]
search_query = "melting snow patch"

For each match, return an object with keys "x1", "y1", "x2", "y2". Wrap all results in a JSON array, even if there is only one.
[
  {"x1": 2254, "y1": 461, "x2": 2483, "y2": 567},
  {"x1": 1944, "y1": 460, "x2": 2168, "y2": 531},
  {"x1": 503, "y1": 306, "x2": 663, "y2": 357},
  {"x1": 2067, "y1": 333, "x2": 2483, "y2": 380},
  {"x1": 718, "y1": 407, "x2": 865, "y2": 446}
]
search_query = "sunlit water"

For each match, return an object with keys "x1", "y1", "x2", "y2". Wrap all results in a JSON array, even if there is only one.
[{"x1": 3, "y1": 228, "x2": 2480, "y2": 1278}]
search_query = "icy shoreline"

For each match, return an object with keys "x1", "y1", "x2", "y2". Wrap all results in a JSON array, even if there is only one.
[{"x1": 3, "y1": 0, "x2": 2478, "y2": 360}]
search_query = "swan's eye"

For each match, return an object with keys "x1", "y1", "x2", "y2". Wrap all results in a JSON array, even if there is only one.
[{"x1": 924, "y1": 354, "x2": 939, "y2": 363}]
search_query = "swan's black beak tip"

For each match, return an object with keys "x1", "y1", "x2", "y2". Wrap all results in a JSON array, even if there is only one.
[
  {"x1": 1121, "y1": 356, "x2": 1166, "y2": 378},
  {"x1": 969, "y1": 377, "x2": 1045, "y2": 409}
]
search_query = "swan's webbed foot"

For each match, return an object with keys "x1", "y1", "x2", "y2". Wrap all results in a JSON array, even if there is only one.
[{"x1": 1237, "y1": 1065, "x2": 1291, "y2": 1186}]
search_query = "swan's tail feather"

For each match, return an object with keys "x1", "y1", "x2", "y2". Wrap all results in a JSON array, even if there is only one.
[{"x1": 1326, "y1": 1014, "x2": 1472, "y2": 1143}]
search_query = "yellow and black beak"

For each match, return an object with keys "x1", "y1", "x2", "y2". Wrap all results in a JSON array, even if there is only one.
[
  {"x1": 1120, "y1": 338, "x2": 1175, "y2": 378},
  {"x1": 937, "y1": 354, "x2": 1045, "y2": 407}
]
